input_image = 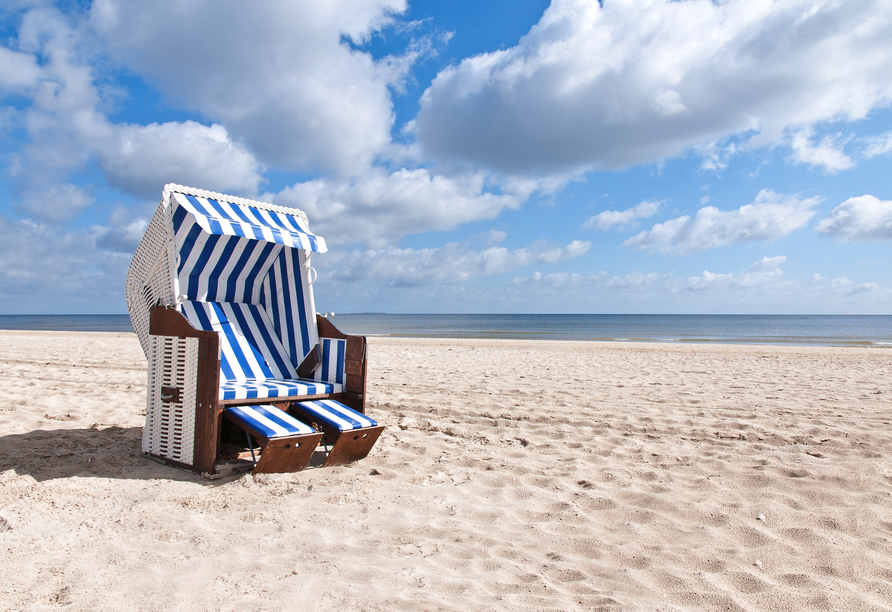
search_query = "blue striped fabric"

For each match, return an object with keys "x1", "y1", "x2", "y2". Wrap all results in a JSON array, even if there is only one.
[
  {"x1": 260, "y1": 247, "x2": 318, "y2": 370},
  {"x1": 179, "y1": 301, "x2": 341, "y2": 400},
  {"x1": 296, "y1": 399, "x2": 378, "y2": 432},
  {"x1": 221, "y1": 379, "x2": 332, "y2": 401},
  {"x1": 314, "y1": 337, "x2": 346, "y2": 386},
  {"x1": 173, "y1": 203, "x2": 283, "y2": 304},
  {"x1": 225, "y1": 405, "x2": 315, "y2": 438},
  {"x1": 172, "y1": 192, "x2": 326, "y2": 252}
]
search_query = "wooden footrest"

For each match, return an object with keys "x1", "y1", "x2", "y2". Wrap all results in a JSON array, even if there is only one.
[
  {"x1": 224, "y1": 405, "x2": 323, "y2": 474},
  {"x1": 290, "y1": 400, "x2": 384, "y2": 467}
]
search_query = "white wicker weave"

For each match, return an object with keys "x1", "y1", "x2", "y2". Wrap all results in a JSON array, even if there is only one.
[{"x1": 143, "y1": 335, "x2": 198, "y2": 464}]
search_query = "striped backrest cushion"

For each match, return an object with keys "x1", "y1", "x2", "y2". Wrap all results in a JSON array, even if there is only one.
[
  {"x1": 180, "y1": 301, "x2": 297, "y2": 383},
  {"x1": 259, "y1": 247, "x2": 319, "y2": 370},
  {"x1": 314, "y1": 337, "x2": 346, "y2": 385}
]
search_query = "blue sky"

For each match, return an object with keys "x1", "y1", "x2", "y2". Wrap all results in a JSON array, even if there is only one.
[{"x1": 1, "y1": 0, "x2": 891, "y2": 314}]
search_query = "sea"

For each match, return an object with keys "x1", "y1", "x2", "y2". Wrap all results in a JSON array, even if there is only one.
[{"x1": 1, "y1": 313, "x2": 891, "y2": 347}]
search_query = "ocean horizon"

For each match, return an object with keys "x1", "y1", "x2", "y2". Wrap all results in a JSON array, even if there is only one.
[{"x1": 1, "y1": 313, "x2": 891, "y2": 347}]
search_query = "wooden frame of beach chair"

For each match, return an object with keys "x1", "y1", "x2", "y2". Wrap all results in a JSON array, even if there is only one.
[
  {"x1": 222, "y1": 405, "x2": 323, "y2": 474},
  {"x1": 288, "y1": 399, "x2": 384, "y2": 467},
  {"x1": 127, "y1": 184, "x2": 378, "y2": 478}
]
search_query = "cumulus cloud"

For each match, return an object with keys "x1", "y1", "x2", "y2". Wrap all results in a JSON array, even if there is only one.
[
  {"x1": 583, "y1": 200, "x2": 661, "y2": 232},
  {"x1": 19, "y1": 184, "x2": 94, "y2": 223},
  {"x1": 0, "y1": 215, "x2": 131, "y2": 312},
  {"x1": 862, "y1": 131, "x2": 892, "y2": 159},
  {"x1": 790, "y1": 129, "x2": 853, "y2": 173},
  {"x1": 0, "y1": 44, "x2": 41, "y2": 89},
  {"x1": 98, "y1": 122, "x2": 264, "y2": 196},
  {"x1": 320, "y1": 234, "x2": 590, "y2": 287},
  {"x1": 2, "y1": 8, "x2": 265, "y2": 203},
  {"x1": 816, "y1": 195, "x2": 892, "y2": 242},
  {"x1": 847, "y1": 282, "x2": 879, "y2": 296},
  {"x1": 272, "y1": 168, "x2": 526, "y2": 247},
  {"x1": 510, "y1": 269, "x2": 668, "y2": 291},
  {"x1": 89, "y1": 0, "x2": 408, "y2": 176},
  {"x1": 416, "y1": 0, "x2": 892, "y2": 175},
  {"x1": 685, "y1": 256, "x2": 786, "y2": 292},
  {"x1": 623, "y1": 190, "x2": 819, "y2": 255}
]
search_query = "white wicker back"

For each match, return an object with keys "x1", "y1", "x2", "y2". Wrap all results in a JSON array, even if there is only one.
[
  {"x1": 143, "y1": 335, "x2": 199, "y2": 464},
  {"x1": 126, "y1": 194, "x2": 176, "y2": 356}
]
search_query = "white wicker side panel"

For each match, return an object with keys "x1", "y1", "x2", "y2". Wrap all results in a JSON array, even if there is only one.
[
  {"x1": 143, "y1": 335, "x2": 199, "y2": 465},
  {"x1": 126, "y1": 199, "x2": 176, "y2": 357}
]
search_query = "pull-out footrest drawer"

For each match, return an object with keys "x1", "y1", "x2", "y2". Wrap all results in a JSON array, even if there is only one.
[
  {"x1": 291, "y1": 400, "x2": 384, "y2": 467},
  {"x1": 224, "y1": 405, "x2": 323, "y2": 474}
]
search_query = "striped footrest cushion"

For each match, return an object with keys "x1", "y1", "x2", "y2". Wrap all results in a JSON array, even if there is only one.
[
  {"x1": 295, "y1": 399, "x2": 378, "y2": 432},
  {"x1": 225, "y1": 405, "x2": 315, "y2": 439}
]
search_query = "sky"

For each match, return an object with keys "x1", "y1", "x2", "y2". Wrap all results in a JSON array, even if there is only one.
[{"x1": 1, "y1": 0, "x2": 891, "y2": 315}]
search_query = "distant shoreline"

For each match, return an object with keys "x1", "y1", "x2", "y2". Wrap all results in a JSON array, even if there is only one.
[{"x1": 1, "y1": 313, "x2": 891, "y2": 347}]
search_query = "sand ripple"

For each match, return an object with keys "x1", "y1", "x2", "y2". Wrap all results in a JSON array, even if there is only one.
[{"x1": 1, "y1": 332, "x2": 891, "y2": 611}]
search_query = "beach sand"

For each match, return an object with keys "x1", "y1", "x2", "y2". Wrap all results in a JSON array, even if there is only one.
[{"x1": 1, "y1": 330, "x2": 891, "y2": 611}]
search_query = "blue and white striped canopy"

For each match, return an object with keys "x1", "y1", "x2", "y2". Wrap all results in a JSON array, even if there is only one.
[
  {"x1": 172, "y1": 192, "x2": 326, "y2": 253},
  {"x1": 171, "y1": 191, "x2": 327, "y2": 308}
]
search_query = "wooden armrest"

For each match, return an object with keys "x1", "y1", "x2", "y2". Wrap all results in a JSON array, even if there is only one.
[
  {"x1": 150, "y1": 305, "x2": 217, "y2": 339},
  {"x1": 297, "y1": 344, "x2": 321, "y2": 378}
]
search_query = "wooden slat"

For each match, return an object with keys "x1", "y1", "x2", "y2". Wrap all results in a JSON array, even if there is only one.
[
  {"x1": 345, "y1": 337, "x2": 364, "y2": 361},
  {"x1": 252, "y1": 434, "x2": 323, "y2": 473},
  {"x1": 192, "y1": 334, "x2": 221, "y2": 474},
  {"x1": 316, "y1": 314, "x2": 348, "y2": 339}
]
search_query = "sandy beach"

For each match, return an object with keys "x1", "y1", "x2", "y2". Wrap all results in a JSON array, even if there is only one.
[{"x1": 1, "y1": 330, "x2": 891, "y2": 611}]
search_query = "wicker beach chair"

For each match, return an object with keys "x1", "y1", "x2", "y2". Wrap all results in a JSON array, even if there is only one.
[{"x1": 126, "y1": 184, "x2": 379, "y2": 476}]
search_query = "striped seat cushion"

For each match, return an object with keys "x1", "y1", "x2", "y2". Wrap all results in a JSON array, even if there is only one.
[
  {"x1": 221, "y1": 378, "x2": 332, "y2": 401},
  {"x1": 296, "y1": 399, "x2": 378, "y2": 432},
  {"x1": 225, "y1": 405, "x2": 315, "y2": 439},
  {"x1": 179, "y1": 300, "x2": 342, "y2": 400}
]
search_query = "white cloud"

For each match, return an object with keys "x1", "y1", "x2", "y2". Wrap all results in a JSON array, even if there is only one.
[
  {"x1": 320, "y1": 235, "x2": 590, "y2": 287},
  {"x1": 0, "y1": 44, "x2": 41, "y2": 90},
  {"x1": 0, "y1": 215, "x2": 130, "y2": 312},
  {"x1": 95, "y1": 218, "x2": 149, "y2": 253},
  {"x1": 583, "y1": 200, "x2": 660, "y2": 232},
  {"x1": 98, "y1": 122, "x2": 264, "y2": 196},
  {"x1": 826, "y1": 276, "x2": 882, "y2": 296},
  {"x1": 272, "y1": 168, "x2": 526, "y2": 247},
  {"x1": 695, "y1": 141, "x2": 738, "y2": 172},
  {"x1": 848, "y1": 282, "x2": 879, "y2": 296},
  {"x1": 816, "y1": 195, "x2": 892, "y2": 242},
  {"x1": 790, "y1": 129, "x2": 853, "y2": 173},
  {"x1": 685, "y1": 256, "x2": 787, "y2": 291},
  {"x1": 416, "y1": 0, "x2": 892, "y2": 175},
  {"x1": 20, "y1": 184, "x2": 94, "y2": 223},
  {"x1": 89, "y1": 0, "x2": 408, "y2": 176},
  {"x1": 624, "y1": 190, "x2": 819, "y2": 255},
  {"x1": 3, "y1": 8, "x2": 265, "y2": 203},
  {"x1": 497, "y1": 255, "x2": 889, "y2": 313},
  {"x1": 511, "y1": 269, "x2": 668, "y2": 291},
  {"x1": 862, "y1": 131, "x2": 892, "y2": 158}
]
